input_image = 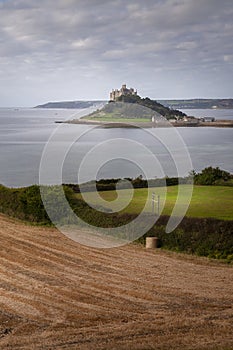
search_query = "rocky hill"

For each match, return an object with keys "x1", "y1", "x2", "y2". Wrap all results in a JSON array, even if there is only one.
[
  {"x1": 115, "y1": 94, "x2": 186, "y2": 119},
  {"x1": 80, "y1": 94, "x2": 187, "y2": 122}
]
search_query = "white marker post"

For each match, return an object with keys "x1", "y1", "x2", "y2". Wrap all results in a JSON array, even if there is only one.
[{"x1": 152, "y1": 192, "x2": 160, "y2": 215}]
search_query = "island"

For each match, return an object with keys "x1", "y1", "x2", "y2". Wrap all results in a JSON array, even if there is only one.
[
  {"x1": 35, "y1": 84, "x2": 233, "y2": 128},
  {"x1": 66, "y1": 84, "x2": 233, "y2": 128}
]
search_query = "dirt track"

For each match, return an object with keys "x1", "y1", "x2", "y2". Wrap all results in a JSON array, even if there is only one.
[{"x1": 0, "y1": 214, "x2": 232, "y2": 349}]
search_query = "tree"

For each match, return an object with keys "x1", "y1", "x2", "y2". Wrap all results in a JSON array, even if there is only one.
[{"x1": 194, "y1": 167, "x2": 231, "y2": 185}]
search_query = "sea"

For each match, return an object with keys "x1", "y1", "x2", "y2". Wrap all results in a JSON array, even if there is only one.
[{"x1": 0, "y1": 107, "x2": 233, "y2": 187}]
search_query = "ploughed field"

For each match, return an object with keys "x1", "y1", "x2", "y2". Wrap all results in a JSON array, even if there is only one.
[{"x1": 0, "y1": 214, "x2": 233, "y2": 349}]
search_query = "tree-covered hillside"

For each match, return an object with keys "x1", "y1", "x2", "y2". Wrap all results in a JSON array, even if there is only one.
[{"x1": 115, "y1": 94, "x2": 186, "y2": 119}]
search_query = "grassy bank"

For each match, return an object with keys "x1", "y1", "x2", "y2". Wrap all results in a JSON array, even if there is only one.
[
  {"x1": 85, "y1": 116, "x2": 151, "y2": 123},
  {"x1": 0, "y1": 184, "x2": 232, "y2": 262}
]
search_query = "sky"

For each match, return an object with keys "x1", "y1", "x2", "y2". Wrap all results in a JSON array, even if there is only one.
[{"x1": 0, "y1": 0, "x2": 233, "y2": 107}]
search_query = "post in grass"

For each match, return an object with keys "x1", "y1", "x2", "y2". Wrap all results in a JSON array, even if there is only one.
[{"x1": 152, "y1": 192, "x2": 160, "y2": 215}]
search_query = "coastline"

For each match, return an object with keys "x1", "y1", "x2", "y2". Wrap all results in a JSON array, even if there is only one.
[{"x1": 59, "y1": 118, "x2": 233, "y2": 128}]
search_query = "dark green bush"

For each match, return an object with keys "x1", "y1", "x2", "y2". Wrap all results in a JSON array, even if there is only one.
[{"x1": 140, "y1": 216, "x2": 233, "y2": 262}]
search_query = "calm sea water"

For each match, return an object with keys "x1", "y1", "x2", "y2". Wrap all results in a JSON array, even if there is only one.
[{"x1": 0, "y1": 107, "x2": 233, "y2": 187}]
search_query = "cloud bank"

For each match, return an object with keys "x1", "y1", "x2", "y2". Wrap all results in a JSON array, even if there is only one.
[{"x1": 0, "y1": 0, "x2": 233, "y2": 106}]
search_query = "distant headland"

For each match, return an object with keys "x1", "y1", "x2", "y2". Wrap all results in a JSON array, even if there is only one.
[
  {"x1": 35, "y1": 100, "x2": 105, "y2": 109},
  {"x1": 158, "y1": 98, "x2": 233, "y2": 109}
]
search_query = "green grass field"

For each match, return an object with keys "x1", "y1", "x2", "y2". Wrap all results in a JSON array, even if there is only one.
[
  {"x1": 91, "y1": 117, "x2": 150, "y2": 122},
  {"x1": 77, "y1": 185, "x2": 233, "y2": 220},
  {"x1": 83, "y1": 114, "x2": 151, "y2": 123}
]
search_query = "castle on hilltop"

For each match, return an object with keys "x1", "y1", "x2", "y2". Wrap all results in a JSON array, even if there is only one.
[{"x1": 110, "y1": 84, "x2": 137, "y2": 101}]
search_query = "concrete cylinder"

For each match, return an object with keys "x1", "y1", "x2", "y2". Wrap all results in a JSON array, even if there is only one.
[{"x1": 146, "y1": 237, "x2": 158, "y2": 249}]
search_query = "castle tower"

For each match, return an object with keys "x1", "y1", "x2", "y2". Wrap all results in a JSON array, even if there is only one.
[{"x1": 109, "y1": 84, "x2": 137, "y2": 101}]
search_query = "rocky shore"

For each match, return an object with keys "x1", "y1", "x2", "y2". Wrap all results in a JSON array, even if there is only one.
[{"x1": 59, "y1": 118, "x2": 233, "y2": 128}]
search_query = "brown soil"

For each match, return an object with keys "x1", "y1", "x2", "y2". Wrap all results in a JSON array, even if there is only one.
[{"x1": 0, "y1": 214, "x2": 232, "y2": 349}]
